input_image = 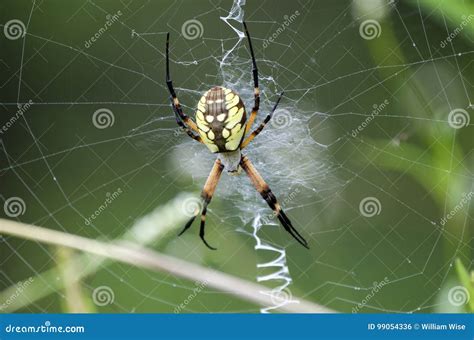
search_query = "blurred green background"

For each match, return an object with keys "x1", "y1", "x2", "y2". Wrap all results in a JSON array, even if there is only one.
[{"x1": 0, "y1": 0, "x2": 473, "y2": 313}]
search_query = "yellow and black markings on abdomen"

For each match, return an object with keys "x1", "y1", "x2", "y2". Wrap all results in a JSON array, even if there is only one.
[{"x1": 196, "y1": 86, "x2": 247, "y2": 153}]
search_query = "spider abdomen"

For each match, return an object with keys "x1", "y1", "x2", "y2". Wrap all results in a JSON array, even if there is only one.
[{"x1": 196, "y1": 86, "x2": 247, "y2": 153}]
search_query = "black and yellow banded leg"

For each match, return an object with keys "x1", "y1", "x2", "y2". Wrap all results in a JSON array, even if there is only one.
[
  {"x1": 166, "y1": 32, "x2": 199, "y2": 133},
  {"x1": 175, "y1": 117, "x2": 203, "y2": 143},
  {"x1": 178, "y1": 159, "x2": 224, "y2": 250},
  {"x1": 240, "y1": 155, "x2": 309, "y2": 249},
  {"x1": 240, "y1": 92, "x2": 284, "y2": 149},
  {"x1": 245, "y1": 90, "x2": 260, "y2": 135},
  {"x1": 243, "y1": 22, "x2": 260, "y2": 135},
  {"x1": 171, "y1": 99, "x2": 203, "y2": 143}
]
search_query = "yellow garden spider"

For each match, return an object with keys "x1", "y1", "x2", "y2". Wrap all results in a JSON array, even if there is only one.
[{"x1": 166, "y1": 22, "x2": 309, "y2": 250}]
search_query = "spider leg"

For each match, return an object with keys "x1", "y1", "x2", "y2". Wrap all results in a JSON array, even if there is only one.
[
  {"x1": 170, "y1": 98, "x2": 203, "y2": 143},
  {"x1": 240, "y1": 155, "x2": 309, "y2": 249},
  {"x1": 166, "y1": 32, "x2": 199, "y2": 134},
  {"x1": 199, "y1": 204, "x2": 216, "y2": 250},
  {"x1": 242, "y1": 22, "x2": 260, "y2": 135},
  {"x1": 178, "y1": 214, "x2": 196, "y2": 236},
  {"x1": 178, "y1": 159, "x2": 224, "y2": 250},
  {"x1": 240, "y1": 92, "x2": 284, "y2": 149}
]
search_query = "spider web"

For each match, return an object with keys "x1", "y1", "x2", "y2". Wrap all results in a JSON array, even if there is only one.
[{"x1": 0, "y1": 0, "x2": 473, "y2": 314}]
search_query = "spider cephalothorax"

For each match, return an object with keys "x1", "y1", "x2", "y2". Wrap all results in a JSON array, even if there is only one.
[{"x1": 166, "y1": 22, "x2": 309, "y2": 250}]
